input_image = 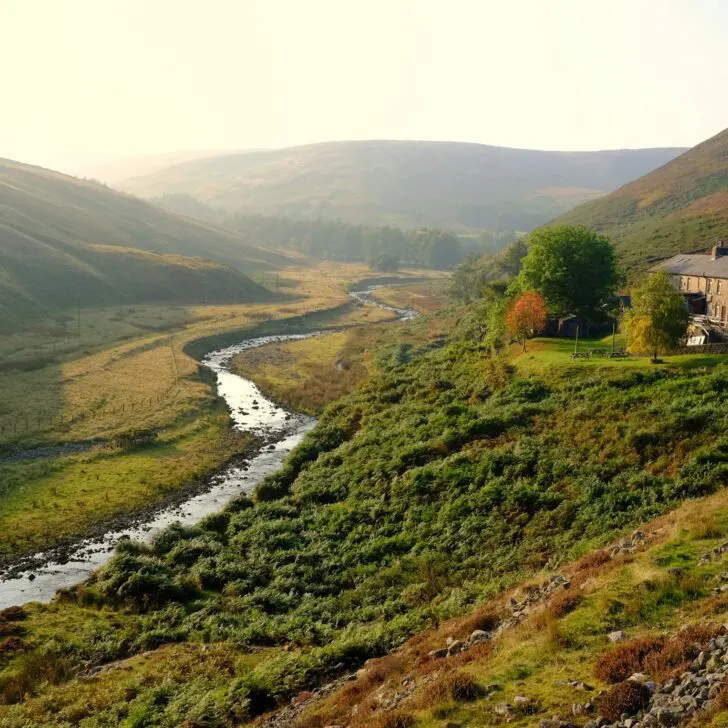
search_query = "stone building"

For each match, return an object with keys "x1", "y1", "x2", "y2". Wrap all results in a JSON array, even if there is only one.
[{"x1": 649, "y1": 239, "x2": 728, "y2": 325}]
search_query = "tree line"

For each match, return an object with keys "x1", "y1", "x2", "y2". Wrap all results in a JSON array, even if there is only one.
[{"x1": 226, "y1": 214, "x2": 514, "y2": 270}]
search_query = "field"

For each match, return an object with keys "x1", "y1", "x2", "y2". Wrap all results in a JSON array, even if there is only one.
[
  {"x1": 0, "y1": 263, "x2": 443, "y2": 560},
  {"x1": 230, "y1": 280, "x2": 452, "y2": 414}
]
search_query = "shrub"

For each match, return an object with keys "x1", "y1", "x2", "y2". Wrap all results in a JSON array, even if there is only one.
[
  {"x1": 642, "y1": 624, "x2": 720, "y2": 678},
  {"x1": 598, "y1": 680, "x2": 651, "y2": 721},
  {"x1": 549, "y1": 590, "x2": 583, "y2": 617},
  {"x1": 0, "y1": 606, "x2": 26, "y2": 622},
  {"x1": 0, "y1": 636, "x2": 25, "y2": 656},
  {"x1": 575, "y1": 550, "x2": 611, "y2": 572},
  {"x1": 369, "y1": 712, "x2": 415, "y2": 728},
  {"x1": 96, "y1": 552, "x2": 194, "y2": 609},
  {"x1": 594, "y1": 636, "x2": 665, "y2": 683}
]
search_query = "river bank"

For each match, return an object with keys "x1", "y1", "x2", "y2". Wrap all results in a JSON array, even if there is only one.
[{"x1": 0, "y1": 287, "x2": 416, "y2": 609}]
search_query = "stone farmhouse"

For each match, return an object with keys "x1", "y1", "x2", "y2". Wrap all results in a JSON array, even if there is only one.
[{"x1": 649, "y1": 240, "x2": 728, "y2": 327}]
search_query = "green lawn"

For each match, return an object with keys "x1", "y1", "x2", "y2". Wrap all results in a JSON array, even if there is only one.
[{"x1": 513, "y1": 334, "x2": 728, "y2": 375}]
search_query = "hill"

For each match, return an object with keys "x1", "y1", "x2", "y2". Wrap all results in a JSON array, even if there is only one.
[
  {"x1": 0, "y1": 159, "x2": 286, "y2": 326},
  {"x1": 553, "y1": 127, "x2": 728, "y2": 272},
  {"x1": 119, "y1": 140, "x2": 686, "y2": 231},
  {"x1": 5, "y1": 303, "x2": 728, "y2": 725}
]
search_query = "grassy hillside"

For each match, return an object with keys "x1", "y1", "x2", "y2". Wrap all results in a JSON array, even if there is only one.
[
  {"x1": 5, "y1": 303, "x2": 728, "y2": 725},
  {"x1": 119, "y1": 140, "x2": 685, "y2": 231},
  {"x1": 554, "y1": 127, "x2": 728, "y2": 273},
  {"x1": 0, "y1": 158, "x2": 290, "y2": 326}
]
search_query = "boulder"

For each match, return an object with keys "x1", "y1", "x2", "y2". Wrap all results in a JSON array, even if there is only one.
[{"x1": 608, "y1": 630, "x2": 626, "y2": 643}]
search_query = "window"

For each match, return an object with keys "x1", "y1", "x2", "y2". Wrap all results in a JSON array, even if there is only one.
[
  {"x1": 708, "y1": 279, "x2": 713, "y2": 293},
  {"x1": 679, "y1": 276, "x2": 684, "y2": 290},
  {"x1": 723, "y1": 305, "x2": 727, "y2": 321},
  {"x1": 719, "y1": 280, "x2": 723, "y2": 294},
  {"x1": 687, "y1": 277, "x2": 692, "y2": 291},
  {"x1": 707, "y1": 302, "x2": 711, "y2": 317}
]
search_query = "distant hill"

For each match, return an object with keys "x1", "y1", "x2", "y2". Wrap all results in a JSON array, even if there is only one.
[
  {"x1": 119, "y1": 140, "x2": 686, "y2": 231},
  {"x1": 553, "y1": 127, "x2": 728, "y2": 273},
  {"x1": 70, "y1": 150, "x2": 245, "y2": 185},
  {"x1": 0, "y1": 159, "x2": 284, "y2": 329}
]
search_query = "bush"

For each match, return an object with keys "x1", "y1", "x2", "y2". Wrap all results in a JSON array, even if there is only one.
[
  {"x1": 369, "y1": 713, "x2": 415, "y2": 728},
  {"x1": 594, "y1": 636, "x2": 665, "y2": 683},
  {"x1": 598, "y1": 680, "x2": 651, "y2": 721},
  {"x1": 549, "y1": 590, "x2": 582, "y2": 617},
  {"x1": 575, "y1": 550, "x2": 611, "y2": 572},
  {"x1": 96, "y1": 552, "x2": 195, "y2": 609}
]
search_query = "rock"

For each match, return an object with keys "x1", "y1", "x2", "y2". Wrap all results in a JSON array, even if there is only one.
[
  {"x1": 629, "y1": 672, "x2": 649, "y2": 683},
  {"x1": 469, "y1": 629, "x2": 490, "y2": 643},
  {"x1": 608, "y1": 629, "x2": 626, "y2": 643},
  {"x1": 494, "y1": 703, "x2": 511, "y2": 715},
  {"x1": 654, "y1": 707, "x2": 682, "y2": 726},
  {"x1": 447, "y1": 639, "x2": 464, "y2": 656},
  {"x1": 513, "y1": 695, "x2": 531, "y2": 708},
  {"x1": 645, "y1": 680, "x2": 657, "y2": 693},
  {"x1": 428, "y1": 648, "x2": 448, "y2": 659}
]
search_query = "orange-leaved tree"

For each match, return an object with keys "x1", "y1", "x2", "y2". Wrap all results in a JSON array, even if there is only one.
[{"x1": 505, "y1": 291, "x2": 547, "y2": 351}]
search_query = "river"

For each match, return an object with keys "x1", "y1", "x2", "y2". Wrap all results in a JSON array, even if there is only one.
[{"x1": 0, "y1": 287, "x2": 416, "y2": 609}]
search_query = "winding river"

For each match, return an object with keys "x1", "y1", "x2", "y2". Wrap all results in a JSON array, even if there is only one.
[{"x1": 0, "y1": 287, "x2": 416, "y2": 609}]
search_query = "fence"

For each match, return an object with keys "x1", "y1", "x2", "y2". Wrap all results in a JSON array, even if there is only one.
[
  {"x1": 674, "y1": 342, "x2": 728, "y2": 355},
  {"x1": 0, "y1": 387, "x2": 180, "y2": 442}
]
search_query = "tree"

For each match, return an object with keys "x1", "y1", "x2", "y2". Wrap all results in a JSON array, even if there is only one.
[
  {"x1": 622, "y1": 272, "x2": 688, "y2": 361},
  {"x1": 505, "y1": 291, "x2": 547, "y2": 351},
  {"x1": 370, "y1": 253, "x2": 400, "y2": 272},
  {"x1": 518, "y1": 225, "x2": 620, "y2": 318}
]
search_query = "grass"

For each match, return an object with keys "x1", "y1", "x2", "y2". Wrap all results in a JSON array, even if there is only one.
[
  {"x1": 295, "y1": 488, "x2": 728, "y2": 728},
  {"x1": 369, "y1": 280, "x2": 450, "y2": 314},
  {"x1": 0, "y1": 262, "x2": 445, "y2": 557},
  {"x1": 511, "y1": 332, "x2": 728, "y2": 376},
  {"x1": 0, "y1": 409, "x2": 248, "y2": 558},
  {"x1": 0, "y1": 262, "x2": 431, "y2": 445},
  {"x1": 230, "y1": 279, "x2": 451, "y2": 414}
]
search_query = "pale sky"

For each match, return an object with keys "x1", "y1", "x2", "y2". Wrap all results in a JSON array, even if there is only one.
[{"x1": 2, "y1": 0, "x2": 727, "y2": 173}]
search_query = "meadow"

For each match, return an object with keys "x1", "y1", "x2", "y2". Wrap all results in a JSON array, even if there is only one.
[{"x1": 0, "y1": 264, "x2": 440, "y2": 560}]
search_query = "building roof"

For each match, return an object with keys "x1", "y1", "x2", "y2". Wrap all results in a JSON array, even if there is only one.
[{"x1": 649, "y1": 253, "x2": 728, "y2": 278}]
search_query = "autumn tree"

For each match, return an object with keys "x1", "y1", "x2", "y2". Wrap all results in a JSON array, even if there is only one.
[
  {"x1": 518, "y1": 225, "x2": 620, "y2": 318},
  {"x1": 622, "y1": 272, "x2": 688, "y2": 361},
  {"x1": 505, "y1": 291, "x2": 547, "y2": 351}
]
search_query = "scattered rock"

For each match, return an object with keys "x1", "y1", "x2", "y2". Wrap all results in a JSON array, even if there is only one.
[{"x1": 608, "y1": 630, "x2": 626, "y2": 643}]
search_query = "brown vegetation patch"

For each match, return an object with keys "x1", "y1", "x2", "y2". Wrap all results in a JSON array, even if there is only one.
[
  {"x1": 575, "y1": 549, "x2": 611, "y2": 572},
  {"x1": 416, "y1": 671, "x2": 480, "y2": 708},
  {"x1": 595, "y1": 624, "x2": 722, "y2": 684},
  {"x1": 599, "y1": 680, "x2": 652, "y2": 721},
  {"x1": 367, "y1": 712, "x2": 415, "y2": 728},
  {"x1": 549, "y1": 589, "x2": 583, "y2": 617}
]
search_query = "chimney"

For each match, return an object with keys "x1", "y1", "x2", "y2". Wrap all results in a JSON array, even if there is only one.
[{"x1": 712, "y1": 238, "x2": 728, "y2": 260}]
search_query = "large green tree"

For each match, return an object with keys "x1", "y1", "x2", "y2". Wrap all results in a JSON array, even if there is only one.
[
  {"x1": 623, "y1": 272, "x2": 689, "y2": 361},
  {"x1": 518, "y1": 225, "x2": 620, "y2": 318}
]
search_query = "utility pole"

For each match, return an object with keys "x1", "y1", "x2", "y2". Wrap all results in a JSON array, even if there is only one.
[{"x1": 574, "y1": 323, "x2": 579, "y2": 354}]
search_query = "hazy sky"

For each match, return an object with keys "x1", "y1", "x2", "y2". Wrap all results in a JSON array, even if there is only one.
[{"x1": 2, "y1": 0, "x2": 728, "y2": 173}]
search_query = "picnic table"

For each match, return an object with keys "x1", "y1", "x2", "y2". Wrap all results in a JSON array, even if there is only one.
[{"x1": 570, "y1": 349, "x2": 628, "y2": 360}]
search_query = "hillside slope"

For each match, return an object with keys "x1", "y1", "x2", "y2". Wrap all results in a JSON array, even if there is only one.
[
  {"x1": 119, "y1": 140, "x2": 685, "y2": 231},
  {"x1": 554, "y1": 127, "x2": 728, "y2": 272},
  {"x1": 0, "y1": 159, "x2": 285, "y2": 325},
  {"x1": 5, "y1": 308, "x2": 728, "y2": 725}
]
